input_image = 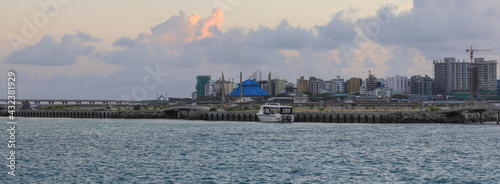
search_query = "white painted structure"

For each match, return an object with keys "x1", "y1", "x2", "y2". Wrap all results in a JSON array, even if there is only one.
[{"x1": 256, "y1": 103, "x2": 294, "y2": 122}]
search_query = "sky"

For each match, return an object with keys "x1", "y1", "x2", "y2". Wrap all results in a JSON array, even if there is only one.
[{"x1": 1, "y1": 0, "x2": 500, "y2": 100}]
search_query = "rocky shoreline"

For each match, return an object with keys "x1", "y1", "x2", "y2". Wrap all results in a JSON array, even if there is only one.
[{"x1": 381, "y1": 111, "x2": 498, "y2": 123}]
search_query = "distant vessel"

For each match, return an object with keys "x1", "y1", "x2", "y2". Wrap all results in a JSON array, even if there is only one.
[{"x1": 256, "y1": 103, "x2": 294, "y2": 123}]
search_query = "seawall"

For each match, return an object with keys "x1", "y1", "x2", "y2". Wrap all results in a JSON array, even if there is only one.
[
  {"x1": 4, "y1": 110, "x2": 387, "y2": 123},
  {"x1": 1, "y1": 109, "x2": 497, "y2": 124}
]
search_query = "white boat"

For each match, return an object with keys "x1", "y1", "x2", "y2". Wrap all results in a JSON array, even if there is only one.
[{"x1": 256, "y1": 103, "x2": 294, "y2": 123}]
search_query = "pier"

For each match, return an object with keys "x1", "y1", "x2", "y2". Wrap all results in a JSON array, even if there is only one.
[
  {"x1": 438, "y1": 106, "x2": 500, "y2": 124},
  {"x1": 9, "y1": 109, "x2": 387, "y2": 123},
  {"x1": 13, "y1": 110, "x2": 115, "y2": 118},
  {"x1": 0, "y1": 99, "x2": 138, "y2": 105}
]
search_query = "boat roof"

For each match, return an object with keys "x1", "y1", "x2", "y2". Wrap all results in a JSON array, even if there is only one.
[{"x1": 261, "y1": 104, "x2": 293, "y2": 108}]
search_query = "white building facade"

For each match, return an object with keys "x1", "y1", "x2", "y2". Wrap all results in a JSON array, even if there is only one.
[{"x1": 386, "y1": 75, "x2": 409, "y2": 94}]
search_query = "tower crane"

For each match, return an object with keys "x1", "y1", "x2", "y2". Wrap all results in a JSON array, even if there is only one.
[{"x1": 466, "y1": 45, "x2": 492, "y2": 100}]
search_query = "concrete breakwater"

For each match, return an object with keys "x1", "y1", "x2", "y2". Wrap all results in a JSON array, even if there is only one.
[
  {"x1": 1, "y1": 109, "x2": 497, "y2": 124},
  {"x1": 204, "y1": 112, "x2": 387, "y2": 123},
  {"x1": 5, "y1": 110, "x2": 116, "y2": 118},
  {"x1": 3, "y1": 110, "x2": 387, "y2": 123}
]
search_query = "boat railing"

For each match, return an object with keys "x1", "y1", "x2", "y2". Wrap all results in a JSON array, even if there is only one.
[{"x1": 264, "y1": 102, "x2": 281, "y2": 106}]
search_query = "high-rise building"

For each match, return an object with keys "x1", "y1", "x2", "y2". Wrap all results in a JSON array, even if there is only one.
[
  {"x1": 345, "y1": 77, "x2": 362, "y2": 93},
  {"x1": 319, "y1": 79, "x2": 327, "y2": 90},
  {"x1": 196, "y1": 75, "x2": 211, "y2": 97},
  {"x1": 285, "y1": 83, "x2": 294, "y2": 94},
  {"x1": 497, "y1": 80, "x2": 500, "y2": 97},
  {"x1": 377, "y1": 78, "x2": 386, "y2": 86},
  {"x1": 410, "y1": 75, "x2": 433, "y2": 95},
  {"x1": 386, "y1": 75, "x2": 409, "y2": 94},
  {"x1": 213, "y1": 79, "x2": 235, "y2": 97},
  {"x1": 433, "y1": 57, "x2": 497, "y2": 97},
  {"x1": 474, "y1": 58, "x2": 497, "y2": 91},
  {"x1": 365, "y1": 71, "x2": 378, "y2": 91},
  {"x1": 308, "y1": 77, "x2": 321, "y2": 95},
  {"x1": 273, "y1": 79, "x2": 287, "y2": 95},
  {"x1": 433, "y1": 58, "x2": 471, "y2": 95},
  {"x1": 297, "y1": 76, "x2": 309, "y2": 94},
  {"x1": 259, "y1": 80, "x2": 271, "y2": 94},
  {"x1": 204, "y1": 80, "x2": 215, "y2": 97},
  {"x1": 329, "y1": 76, "x2": 345, "y2": 93}
]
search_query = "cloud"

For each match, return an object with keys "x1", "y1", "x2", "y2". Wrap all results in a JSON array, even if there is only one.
[
  {"x1": 142, "y1": 8, "x2": 224, "y2": 44},
  {"x1": 104, "y1": 9, "x2": 226, "y2": 67},
  {"x1": 104, "y1": 8, "x2": 358, "y2": 78},
  {"x1": 370, "y1": 0, "x2": 500, "y2": 59},
  {"x1": 313, "y1": 14, "x2": 357, "y2": 50},
  {"x1": 2, "y1": 32, "x2": 100, "y2": 65},
  {"x1": 8, "y1": 2, "x2": 500, "y2": 99},
  {"x1": 79, "y1": 7, "x2": 364, "y2": 97}
]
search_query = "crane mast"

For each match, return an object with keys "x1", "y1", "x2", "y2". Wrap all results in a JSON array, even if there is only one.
[{"x1": 466, "y1": 45, "x2": 492, "y2": 100}]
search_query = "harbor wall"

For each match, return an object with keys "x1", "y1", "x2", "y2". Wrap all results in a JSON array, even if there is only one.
[
  {"x1": 7, "y1": 110, "x2": 388, "y2": 123},
  {"x1": 12, "y1": 110, "x2": 114, "y2": 118},
  {"x1": 203, "y1": 112, "x2": 386, "y2": 123},
  {"x1": 7, "y1": 110, "x2": 496, "y2": 124}
]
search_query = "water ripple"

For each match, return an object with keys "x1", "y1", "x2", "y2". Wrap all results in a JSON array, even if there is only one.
[{"x1": 1, "y1": 118, "x2": 499, "y2": 183}]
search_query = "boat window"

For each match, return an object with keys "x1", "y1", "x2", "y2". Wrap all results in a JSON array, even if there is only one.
[
  {"x1": 264, "y1": 107, "x2": 271, "y2": 114},
  {"x1": 264, "y1": 107, "x2": 283, "y2": 114},
  {"x1": 281, "y1": 108, "x2": 292, "y2": 114}
]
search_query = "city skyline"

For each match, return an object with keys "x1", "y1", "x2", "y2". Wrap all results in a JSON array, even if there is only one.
[
  {"x1": 196, "y1": 55, "x2": 498, "y2": 101},
  {"x1": 1, "y1": 0, "x2": 500, "y2": 99}
]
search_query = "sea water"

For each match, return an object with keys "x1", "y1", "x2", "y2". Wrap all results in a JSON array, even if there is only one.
[{"x1": 1, "y1": 117, "x2": 499, "y2": 183}]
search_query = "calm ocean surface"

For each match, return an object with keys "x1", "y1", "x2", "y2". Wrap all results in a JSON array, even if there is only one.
[{"x1": 1, "y1": 117, "x2": 500, "y2": 183}]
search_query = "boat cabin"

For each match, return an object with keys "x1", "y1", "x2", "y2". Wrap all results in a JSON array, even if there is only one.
[{"x1": 262, "y1": 106, "x2": 293, "y2": 115}]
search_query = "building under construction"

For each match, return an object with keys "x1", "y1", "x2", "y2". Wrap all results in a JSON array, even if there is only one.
[{"x1": 433, "y1": 57, "x2": 497, "y2": 99}]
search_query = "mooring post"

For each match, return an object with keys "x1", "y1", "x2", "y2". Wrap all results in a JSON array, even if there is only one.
[
  {"x1": 497, "y1": 112, "x2": 499, "y2": 125},
  {"x1": 465, "y1": 112, "x2": 468, "y2": 123},
  {"x1": 480, "y1": 112, "x2": 483, "y2": 124}
]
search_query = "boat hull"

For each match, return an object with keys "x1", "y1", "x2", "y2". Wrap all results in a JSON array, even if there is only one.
[{"x1": 257, "y1": 114, "x2": 294, "y2": 123}]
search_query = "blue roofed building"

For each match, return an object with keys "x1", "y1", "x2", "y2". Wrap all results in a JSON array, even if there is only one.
[{"x1": 229, "y1": 79, "x2": 269, "y2": 97}]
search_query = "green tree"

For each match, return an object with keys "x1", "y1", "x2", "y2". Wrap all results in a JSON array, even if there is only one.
[{"x1": 428, "y1": 106, "x2": 441, "y2": 112}]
